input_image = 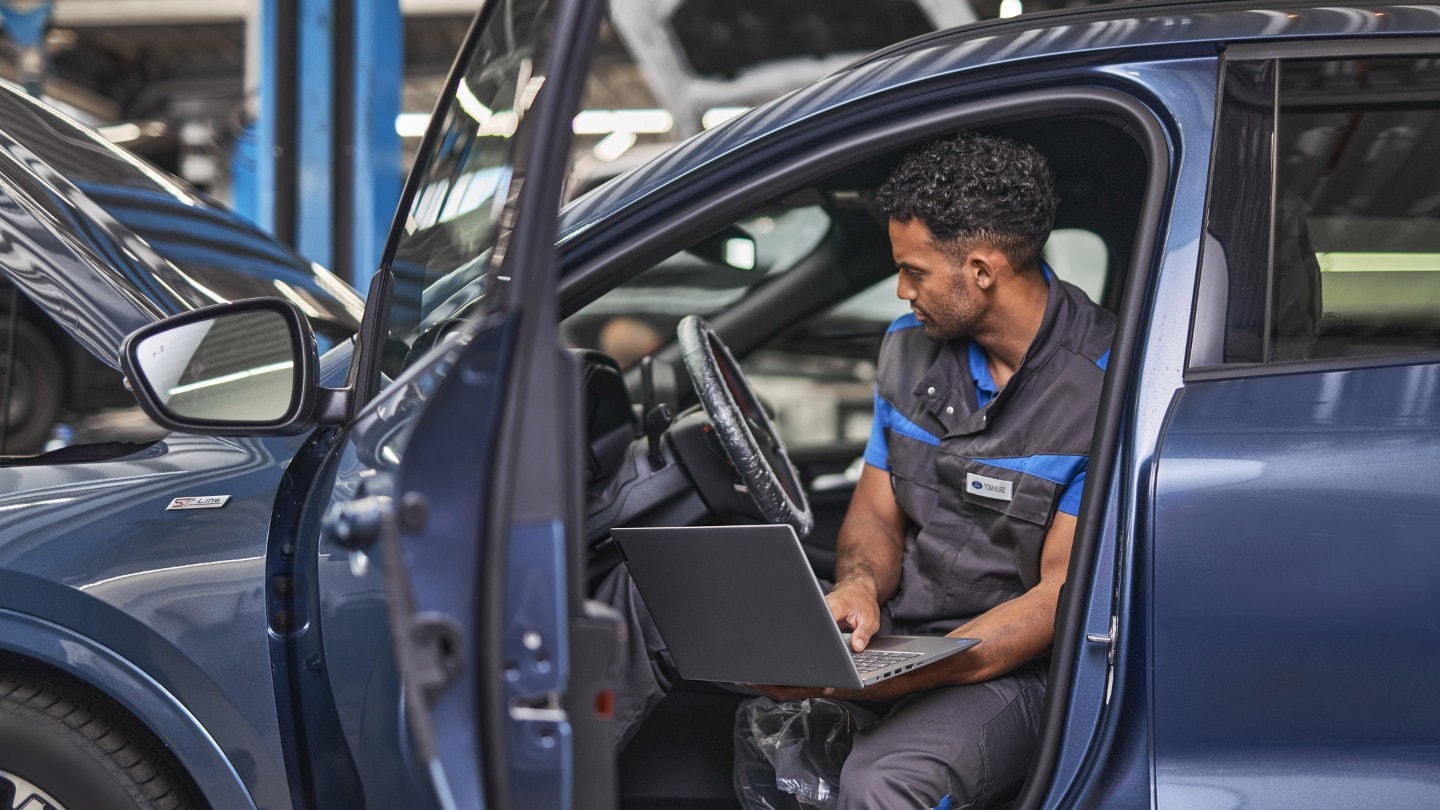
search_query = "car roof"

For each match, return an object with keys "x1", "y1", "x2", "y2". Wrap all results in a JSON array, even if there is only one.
[{"x1": 560, "y1": 0, "x2": 1438, "y2": 248}]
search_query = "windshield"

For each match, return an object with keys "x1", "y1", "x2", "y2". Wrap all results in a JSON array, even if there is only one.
[{"x1": 382, "y1": 0, "x2": 552, "y2": 376}]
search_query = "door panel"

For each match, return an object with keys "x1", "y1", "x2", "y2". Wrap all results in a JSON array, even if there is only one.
[
  {"x1": 1153, "y1": 365, "x2": 1440, "y2": 806},
  {"x1": 314, "y1": 0, "x2": 609, "y2": 805},
  {"x1": 317, "y1": 319, "x2": 515, "y2": 808}
]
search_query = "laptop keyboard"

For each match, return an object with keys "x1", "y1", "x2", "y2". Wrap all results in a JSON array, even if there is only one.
[{"x1": 851, "y1": 649, "x2": 921, "y2": 674}]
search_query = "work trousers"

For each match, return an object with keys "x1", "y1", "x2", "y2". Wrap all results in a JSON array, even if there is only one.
[
  {"x1": 593, "y1": 562, "x2": 675, "y2": 749},
  {"x1": 837, "y1": 659, "x2": 1046, "y2": 809}
]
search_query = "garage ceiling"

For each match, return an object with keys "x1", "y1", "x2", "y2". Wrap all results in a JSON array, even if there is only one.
[{"x1": 0, "y1": 0, "x2": 1117, "y2": 187}]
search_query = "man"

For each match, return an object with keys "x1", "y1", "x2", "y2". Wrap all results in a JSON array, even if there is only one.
[{"x1": 753, "y1": 132, "x2": 1114, "y2": 808}]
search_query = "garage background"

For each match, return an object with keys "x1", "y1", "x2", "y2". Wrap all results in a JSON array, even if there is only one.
[{"x1": 0, "y1": 0, "x2": 1122, "y2": 286}]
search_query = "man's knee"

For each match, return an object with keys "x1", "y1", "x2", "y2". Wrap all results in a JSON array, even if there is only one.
[{"x1": 839, "y1": 735, "x2": 958, "y2": 809}]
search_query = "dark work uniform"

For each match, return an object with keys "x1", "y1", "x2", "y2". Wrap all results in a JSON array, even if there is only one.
[{"x1": 839, "y1": 270, "x2": 1113, "y2": 810}]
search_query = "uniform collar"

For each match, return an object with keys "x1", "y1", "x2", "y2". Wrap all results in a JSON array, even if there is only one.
[
  {"x1": 920, "y1": 263, "x2": 1075, "y2": 438},
  {"x1": 968, "y1": 262, "x2": 1052, "y2": 410}
]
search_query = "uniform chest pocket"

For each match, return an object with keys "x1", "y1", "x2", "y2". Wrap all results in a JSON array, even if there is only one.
[
  {"x1": 883, "y1": 435, "x2": 944, "y2": 527},
  {"x1": 940, "y1": 456, "x2": 1064, "y2": 526}
]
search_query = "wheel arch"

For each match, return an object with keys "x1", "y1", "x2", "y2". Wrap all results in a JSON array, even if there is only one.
[{"x1": 0, "y1": 608, "x2": 256, "y2": 810}]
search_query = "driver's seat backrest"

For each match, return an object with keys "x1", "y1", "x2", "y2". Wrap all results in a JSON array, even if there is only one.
[{"x1": 575, "y1": 349, "x2": 639, "y2": 488}]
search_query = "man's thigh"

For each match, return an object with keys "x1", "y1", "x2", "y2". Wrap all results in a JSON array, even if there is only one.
[{"x1": 840, "y1": 661, "x2": 1047, "y2": 810}]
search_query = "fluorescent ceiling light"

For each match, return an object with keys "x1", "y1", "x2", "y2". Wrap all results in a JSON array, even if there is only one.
[
  {"x1": 398, "y1": 107, "x2": 675, "y2": 139},
  {"x1": 99, "y1": 122, "x2": 142, "y2": 143},
  {"x1": 702, "y1": 107, "x2": 749, "y2": 130},
  {"x1": 573, "y1": 109, "x2": 673, "y2": 135},
  {"x1": 395, "y1": 113, "x2": 430, "y2": 138},
  {"x1": 593, "y1": 131, "x2": 638, "y2": 162}
]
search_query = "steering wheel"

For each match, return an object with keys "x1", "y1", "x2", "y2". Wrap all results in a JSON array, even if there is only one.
[{"x1": 677, "y1": 315, "x2": 813, "y2": 538}]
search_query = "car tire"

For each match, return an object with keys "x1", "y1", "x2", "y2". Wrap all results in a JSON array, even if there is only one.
[
  {"x1": 0, "y1": 317, "x2": 62, "y2": 455},
  {"x1": 0, "y1": 678, "x2": 200, "y2": 810}
]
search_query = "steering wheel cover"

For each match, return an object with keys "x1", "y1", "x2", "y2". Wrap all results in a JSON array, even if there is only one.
[{"x1": 678, "y1": 315, "x2": 814, "y2": 537}]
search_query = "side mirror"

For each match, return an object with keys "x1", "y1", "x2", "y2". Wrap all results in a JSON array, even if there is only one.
[{"x1": 121, "y1": 298, "x2": 328, "y2": 435}]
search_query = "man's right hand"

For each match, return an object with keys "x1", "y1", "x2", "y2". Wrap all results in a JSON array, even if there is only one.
[{"x1": 826, "y1": 581, "x2": 881, "y2": 651}]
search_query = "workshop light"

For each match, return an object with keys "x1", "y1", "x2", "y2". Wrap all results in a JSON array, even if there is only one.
[
  {"x1": 999, "y1": 0, "x2": 1023, "y2": 18},
  {"x1": 592, "y1": 131, "x2": 638, "y2": 162},
  {"x1": 99, "y1": 122, "x2": 141, "y2": 143},
  {"x1": 97, "y1": 120, "x2": 167, "y2": 144},
  {"x1": 398, "y1": 108, "x2": 675, "y2": 139},
  {"x1": 395, "y1": 113, "x2": 430, "y2": 138},
  {"x1": 455, "y1": 79, "x2": 493, "y2": 124},
  {"x1": 573, "y1": 109, "x2": 673, "y2": 135},
  {"x1": 702, "y1": 107, "x2": 749, "y2": 130},
  {"x1": 725, "y1": 237, "x2": 757, "y2": 270},
  {"x1": 167, "y1": 361, "x2": 294, "y2": 397}
]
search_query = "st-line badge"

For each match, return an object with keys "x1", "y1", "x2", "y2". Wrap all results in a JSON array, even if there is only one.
[{"x1": 166, "y1": 495, "x2": 232, "y2": 511}]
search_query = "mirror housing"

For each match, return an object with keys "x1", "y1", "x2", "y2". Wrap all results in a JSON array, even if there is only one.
[{"x1": 120, "y1": 298, "x2": 334, "y2": 436}]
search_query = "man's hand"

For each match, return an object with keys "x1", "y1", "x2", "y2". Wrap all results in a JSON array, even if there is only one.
[{"x1": 826, "y1": 581, "x2": 881, "y2": 652}]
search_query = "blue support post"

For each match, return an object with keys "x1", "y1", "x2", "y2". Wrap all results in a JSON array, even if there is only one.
[
  {"x1": 351, "y1": 0, "x2": 404, "y2": 288},
  {"x1": 0, "y1": 0, "x2": 55, "y2": 98},
  {"x1": 252, "y1": 0, "x2": 402, "y2": 288},
  {"x1": 230, "y1": 123, "x2": 260, "y2": 227},
  {"x1": 255, "y1": 0, "x2": 297, "y2": 243},
  {"x1": 297, "y1": 0, "x2": 335, "y2": 269}
]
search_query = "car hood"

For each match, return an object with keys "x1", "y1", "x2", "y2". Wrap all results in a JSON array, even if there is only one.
[{"x1": 0, "y1": 83, "x2": 364, "y2": 368}]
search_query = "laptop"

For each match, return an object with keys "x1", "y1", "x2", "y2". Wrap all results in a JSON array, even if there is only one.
[{"x1": 612, "y1": 524, "x2": 978, "y2": 690}]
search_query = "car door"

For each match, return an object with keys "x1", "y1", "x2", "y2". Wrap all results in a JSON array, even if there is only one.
[
  {"x1": 303, "y1": 0, "x2": 613, "y2": 807},
  {"x1": 1152, "y1": 45, "x2": 1440, "y2": 807}
]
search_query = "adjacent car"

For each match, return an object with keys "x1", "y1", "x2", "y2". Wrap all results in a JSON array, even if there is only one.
[
  {"x1": 0, "y1": 87, "x2": 362, "y2": 455},
  {"x1": 11, "y1": 1, "x2": 1440, "y2": 809}
]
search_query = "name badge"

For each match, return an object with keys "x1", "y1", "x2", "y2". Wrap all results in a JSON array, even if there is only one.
[{"x1": 965, "y1": 472, "x2": 1013, "y2": 501}]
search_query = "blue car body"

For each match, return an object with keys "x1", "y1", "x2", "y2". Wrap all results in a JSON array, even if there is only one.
[{"x1": 6, "y1": 2, "x2": 1440, "y2": 809}]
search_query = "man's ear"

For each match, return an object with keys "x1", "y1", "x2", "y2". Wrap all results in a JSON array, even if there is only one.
[{"x1": 967, "y1": 247, "x2": 1008, "y2": 291}]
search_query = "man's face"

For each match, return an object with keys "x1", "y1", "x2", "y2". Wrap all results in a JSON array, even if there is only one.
[{"x1": 890, "y1": 218, "x2": 981, "y2": 341}]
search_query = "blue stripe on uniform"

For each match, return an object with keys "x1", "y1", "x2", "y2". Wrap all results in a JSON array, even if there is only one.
[
  {"x1": 977, "y1": 454, "x2": 1089, "y2": 516},
  {"x1": 973, "y1": 453, "x2": 1086, "y2": 485},
  {"x1": 1096, "y1": 348, "x2": 1110, "y2": 371},
  {"x1": 865, "y1": 391, "x2": 941, "y2": 470},
  {"x1": 887, "y1": 311, "x2": 921, "y2": 332},
  {"x1": 1058, "y1": 469, "x2": 1087, "y2": 515}
]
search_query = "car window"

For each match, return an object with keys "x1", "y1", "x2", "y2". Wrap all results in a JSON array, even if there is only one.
[
  {"x1": 1199, "y1": 54, "x2": 1440, "y2": 366},
  {"x1": 741, "y1": 227, "x2": 1107, "y2": 449},
  {"x1": 740, "y1": 275, "x2": 896, "y2": 449},
  {"x1": 561, "y1": 205, "x2": 831, "y2": 366},
  {"x1": 1045, "y1": 228, "x2": 1108, "y2": 304},
  {"x1": 380, "y1": 0, "x2": 551, "y2": 380}
]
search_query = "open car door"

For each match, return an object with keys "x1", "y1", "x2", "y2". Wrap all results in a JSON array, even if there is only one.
[{"x1": 355, "y1": 0, "x2": 613, "y2": 806}]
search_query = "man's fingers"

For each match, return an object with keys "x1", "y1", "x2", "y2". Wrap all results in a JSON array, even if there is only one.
[{"x1": 850, "y1": 621, "x2": 875, "y2": 651}]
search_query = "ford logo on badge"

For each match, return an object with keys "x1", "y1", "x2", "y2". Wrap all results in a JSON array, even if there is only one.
[{"x1": 971, "y1": 480, "x2": 983, "y2": 490}]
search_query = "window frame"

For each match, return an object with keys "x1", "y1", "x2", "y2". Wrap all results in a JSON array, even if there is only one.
[{"x1": 1188, "y1": 38, "x2": 1440, "y2": 382}]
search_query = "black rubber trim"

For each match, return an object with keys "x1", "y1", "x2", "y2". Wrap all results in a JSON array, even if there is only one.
[{"x1": 1013, "y1": 93, "x2": 1174, "y2": 810}]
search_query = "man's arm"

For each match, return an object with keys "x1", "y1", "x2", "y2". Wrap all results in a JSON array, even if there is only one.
[
  {"x1": 759, "y1": 509, "x2": 1076, "y2": 703},
  {"x1": 845, "y1": 510, "x2": 1076, "y2": 701},
  {"x1": 825, "y1": 463, "x2": 909, "y2": 651}
]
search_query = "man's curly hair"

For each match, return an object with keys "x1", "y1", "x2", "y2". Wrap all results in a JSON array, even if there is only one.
[{"x1": 875, "y1": 132, "x2": 1057, "y2": 273}]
